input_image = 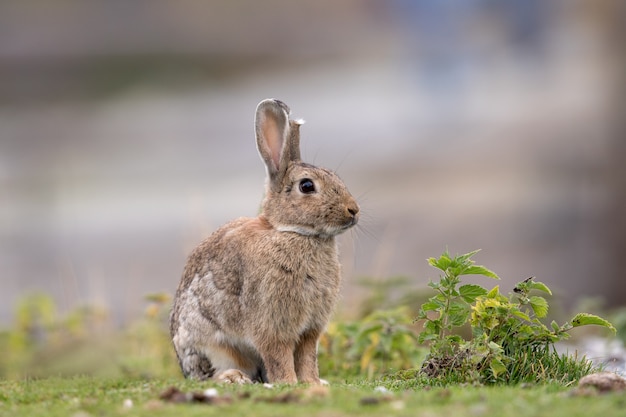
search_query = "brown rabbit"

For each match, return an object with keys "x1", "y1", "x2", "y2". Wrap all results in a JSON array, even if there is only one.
[{"x1": 169, "y1": 99, "x2": 359, "y2": 384}]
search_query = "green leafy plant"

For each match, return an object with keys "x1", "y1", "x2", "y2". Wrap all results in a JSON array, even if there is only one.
[
  {"x1": 0, "y1": 293, "x2": 178, "y2": 379},
  {"x1": 416, "y1": 249, "x2": 616, "y2": 384},
  {"x1": 319, "y1": 306, "x2": 423, "y2": 379},
  {"x1": 417, "y1": 249, "x2": 499, "y2": 351}
]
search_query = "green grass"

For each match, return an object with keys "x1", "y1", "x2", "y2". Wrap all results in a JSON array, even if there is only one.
[
  {"x1": 0, "y1": 376, "x2": 624, "y2": 417},
  {"x1": 1, "y1": 287, "x2": 622, "y2": 417}
]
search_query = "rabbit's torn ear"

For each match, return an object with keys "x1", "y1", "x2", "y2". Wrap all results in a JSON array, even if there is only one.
[{"x1": 285, "y1": 119, "x2": 304, "y2": 163}]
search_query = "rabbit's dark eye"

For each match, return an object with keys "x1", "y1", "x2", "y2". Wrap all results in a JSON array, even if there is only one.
[{"x1": 299, "y1": 179, "x2": 316, "y2": 194}]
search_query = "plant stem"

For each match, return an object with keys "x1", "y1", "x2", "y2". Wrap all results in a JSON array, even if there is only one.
[{"x1": 438, "y1": 271, "x2": 459, "y2": 341}]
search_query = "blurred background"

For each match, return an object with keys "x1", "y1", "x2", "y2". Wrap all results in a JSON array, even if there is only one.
[{"x1": 1, "y1": 0, "x2": 625, "y2": 354}]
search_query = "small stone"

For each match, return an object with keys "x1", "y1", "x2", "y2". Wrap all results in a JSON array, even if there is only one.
[
  {"x1": 360, "y1": 397, "x2": 381, "y2": 406},
  {"x1": 578, "y1": 372, "x2": 626, "y2": 393},
  {"x1": 159, "y1": 386, "x2": 188, "y2": 403},
  {"x1": 159, "y1": 386, "x2": 231, "y2": 405},
  {"x1": 203, "y1": 388, "x2": 219, "y2": 398}
]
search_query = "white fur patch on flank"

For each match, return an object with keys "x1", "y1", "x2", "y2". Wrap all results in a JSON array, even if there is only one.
[{"x1": 172, "y1": 325, "x2": 192, "y2": 356}]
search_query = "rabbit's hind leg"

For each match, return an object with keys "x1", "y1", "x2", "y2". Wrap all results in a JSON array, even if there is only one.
[{"x1": 208, "y1": 342, "x2": 263, "y2": 384}]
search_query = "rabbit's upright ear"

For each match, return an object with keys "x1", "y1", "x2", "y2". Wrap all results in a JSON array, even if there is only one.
[{"x1": 255, "y1": 99, "x2": 302, "y2": 190}]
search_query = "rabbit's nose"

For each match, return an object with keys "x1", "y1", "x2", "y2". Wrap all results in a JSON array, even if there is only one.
[
  {"x1": 346, "y1": 205, "x2": 360, "y2": 227},
  {"x1": 347, "y1": 204, "x2": 360, "y2": 219}
]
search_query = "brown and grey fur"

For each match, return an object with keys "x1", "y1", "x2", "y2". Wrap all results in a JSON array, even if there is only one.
[{"x1": 169, "y1": 99, "x2": 359, "y2": 384}]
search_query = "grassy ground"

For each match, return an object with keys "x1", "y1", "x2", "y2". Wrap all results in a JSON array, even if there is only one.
[
  {"x1": 2, "y1": 292, "x2": 624, "y2": 417},
  {"x1": 1, "y1": 376, "x2": 624, "y2": 417}
]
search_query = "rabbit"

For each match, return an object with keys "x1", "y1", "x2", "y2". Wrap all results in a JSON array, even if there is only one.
[{"x1": 169, "y1": 99, "x2": 360, "y2": 384}]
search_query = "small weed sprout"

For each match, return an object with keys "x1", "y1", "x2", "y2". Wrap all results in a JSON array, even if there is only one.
[{"x1": 319, "y1": 307, "x2": 422, "y2": 379}]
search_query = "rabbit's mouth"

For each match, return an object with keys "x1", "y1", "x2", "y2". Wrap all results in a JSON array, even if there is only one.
[
  {"x1": 325, "y1": 215, "x2": 359, "y2": 236},
  {"x1": 341, "y1": 215, "x2": 359, "y2": 230}
]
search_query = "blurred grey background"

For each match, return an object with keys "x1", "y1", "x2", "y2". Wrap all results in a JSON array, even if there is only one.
[{"x1": 1, "y1": 0, "x2": 625, "y2": 326}]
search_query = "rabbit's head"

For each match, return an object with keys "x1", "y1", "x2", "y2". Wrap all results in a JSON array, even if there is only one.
[{"x1": 255, "y1": 99, "x2": 359, "y2": 238}]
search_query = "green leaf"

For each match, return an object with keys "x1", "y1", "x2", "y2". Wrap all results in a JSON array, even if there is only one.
[
  {"x1": 571, "y1": 313, "x2": 616, "y2": 334},
  {"x1": 529, "y1": 296, "x2": 549, "y2": 318},
  {"x1": 511, "y1": 310, "x2": 531, "y2": 322},
  {"x1": 529, "y1": 281, "x2": 552, "y2": 295},
  {"x1": 551, "y1": 320, "x2": 560, "y2": 332},
  {"x1": 424, "y1": 319, "x2": 441, "y2": 334},
  {"x1": 463, "y1": 265, "x2": 500, "y2": 279},
  {"x1": 427, "y1": 257, "x2": 439, "y2": 269},
  {"x1": 490, "y1": 357, "x2": 507, "y2": 378},
  {"x1": 360, "y1": 338, "x2": 379, "y2": 372},
  {"x1": 447, "y1": 335, "x2": 464, "y2": 345},
  {"x1": 488, "y1": 341, "x2": 504, "y2": 354},
  {"x1": 515, "y1": 324, "x2": 534, "y2": 338},
  {"x1": 448, "y1": 302, "x2": 470, "y2": 327},
  {"x1": 456, "y1": 249, "x2": 481, "y2": 264},
  {"x1": 428, "y1": 252, "x2": 452, "y2": 271},
  {"x1": 429, "y1": 279, "x2": 445, "y2": 290},
  {"x1": 447, "y1": 266, "x2": 463, "y2": 278},
  {"x1": 360, "y1": 323, "x2": 384, "y2": 335},
  {"x1": 486, "y1": 285, "x2": 500, "y2": 298},
  {"x1": 459, "y1": 284, "x2": 488, "y2": 303},
  {"x1": 420, "y1": 300, "x2": 441, "y2": 312},
  {"x1": 418, "y1": 332, "x2": 438, "y2": 343}
]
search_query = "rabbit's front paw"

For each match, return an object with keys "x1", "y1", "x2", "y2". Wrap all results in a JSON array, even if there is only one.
[{"x1": 215, "y1": 369, "x2": 253, "y2": 384}]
